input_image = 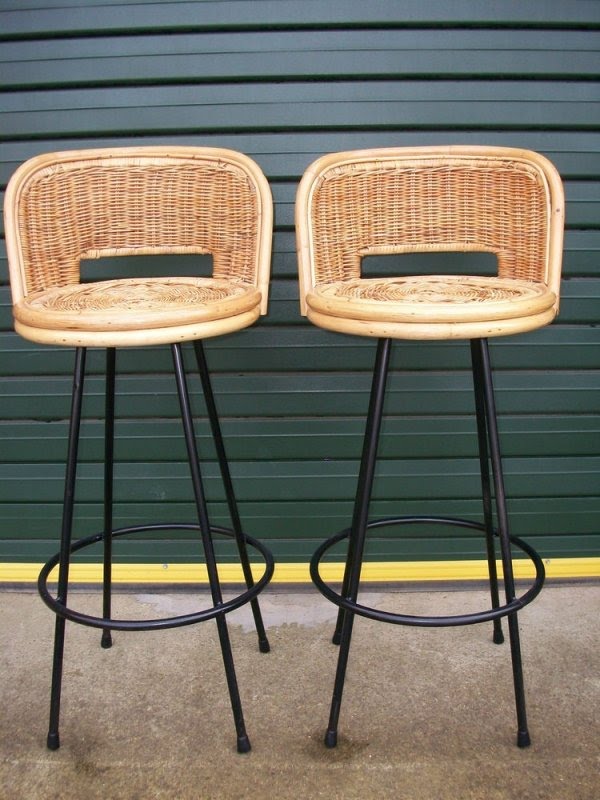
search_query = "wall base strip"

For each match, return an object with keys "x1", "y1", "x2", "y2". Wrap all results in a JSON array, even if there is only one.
[{"x1": 1, "y1": 557, "x2": 598, "y2": 586}]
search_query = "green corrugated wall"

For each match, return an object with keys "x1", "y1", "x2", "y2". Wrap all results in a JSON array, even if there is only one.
[{"x1": 0, "y1": 0, "x2": 599, "y2": 574}]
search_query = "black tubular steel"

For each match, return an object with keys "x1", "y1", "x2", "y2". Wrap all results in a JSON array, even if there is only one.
[
  {"x1": 44, "y1": 347, "x2": 87, "y2": 751},
  {"x1": 325, "y1": 337, "x2": 392, "y2": 748},
  {"x1": 39, "y1": 342, "x2": 274, "y2": 753},
  {"x1": 193, "y1": 340, "x2": 270, "y2": 653},
  {"x1": 332, "y1": 338, "x2": 392, "y2": 644},
  {"x1": 171, "y1": 343, "x2": 250, "y2": 754},
  {"x1": 313, "y1": 337, "x2": 545, "y2": 749},
  {"x1": 470, "y1": 340, "x2": 504, "y2": 646},
  {"x1": 311, "y1": 517, "x2": 544, "y2": 626},
  {"x1": 101, "y1": 348, "x2": 116, "y2": 650},
  {"x1": 38, "y1": 523, "x2": 273, "y2": 630},
  {"x1": 476, "y1": 338, "x2": 535, "y2": 748}
]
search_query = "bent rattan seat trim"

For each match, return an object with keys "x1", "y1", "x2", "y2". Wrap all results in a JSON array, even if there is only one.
[{"x1": 13, "y1": 277, "x2": 262, "y2": 346}]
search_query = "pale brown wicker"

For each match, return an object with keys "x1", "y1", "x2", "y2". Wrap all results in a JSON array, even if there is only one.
[
  {"x1": 4, "y1": 146, "x2": 273, "y2": 346},
  {"x1": 296, "y1": 145, "x2": 564, "y2": 339}
]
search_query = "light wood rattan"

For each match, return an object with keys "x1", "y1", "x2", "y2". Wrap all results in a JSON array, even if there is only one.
[
  {"x1": 296, "y1": 146, "x2": 564, "y2": 339},
  {"x1": 4, "y1": 147, "x2": 273, "y2": 346}
]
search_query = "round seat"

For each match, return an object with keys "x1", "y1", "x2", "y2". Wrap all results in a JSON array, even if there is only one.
[
  {"x1": 13, "y1": 276, "x2": 262, "y2": 346},
  {"x1": 306, "y1": 274, "x2": 557, "y2": 339}
]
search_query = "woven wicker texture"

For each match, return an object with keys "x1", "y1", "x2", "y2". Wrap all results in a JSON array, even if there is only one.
[
  {"x1": 16, "y1": 278, "x2": 261, "y2": 332},
  {"x1": 4, "y1": 147, "x2": 272, "y2": 346},
  {"x1": 296, "y1": 146, "x2": 564, "y2": 339}
]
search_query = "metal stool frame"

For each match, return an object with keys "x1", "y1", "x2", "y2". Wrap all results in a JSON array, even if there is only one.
[
  {"x1": 40, "y1": 341, "x2": 273, "y2": 753},
  {"x1": 311, "y1": 336, "x2": 544, "y2": 749}
]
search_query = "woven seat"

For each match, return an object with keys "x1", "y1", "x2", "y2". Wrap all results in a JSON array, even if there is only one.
[
  {"x1": 4, "y1": 146, "x2": 274, "y2": 753},
  {"x1": 307, "y1": 275, "x2": 557, "y2": 338},
  {"x1": 296, "y1": 145, "x2": 564, "y2": 751},
  {"x1": 14, "y1": 277, "x2": 262, "y2": 344}
]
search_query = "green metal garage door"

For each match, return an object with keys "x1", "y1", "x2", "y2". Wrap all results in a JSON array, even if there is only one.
[{"x1": 1, "y1": 0, "x2": 598, "y2": 583}]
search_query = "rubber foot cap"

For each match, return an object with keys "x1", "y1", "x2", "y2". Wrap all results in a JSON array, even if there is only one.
[
  {"x1": 493, "y1": 629, "x2": 505, "y2": 645},
  {"x1": 47, "y1": 732, "x2": 60, "y2": 751},
  {"x1": 324, "y1": 730, "x2": 338, "y2": 748},
  {"x1": 517, "y1": 731, "x2": 531, "y2": 748},
  {"x1": 237, "y1": 734, "x2": 251, "y2": 754},
  {"x1": 101, "y1": 631, "x2": 113, "y2": 649},
  {"x1": 258, "y1": 638, "x2": 270, "y2": 654},
  {"x1": 332, "y1": 631, "x2": 341, "y2": 646}
]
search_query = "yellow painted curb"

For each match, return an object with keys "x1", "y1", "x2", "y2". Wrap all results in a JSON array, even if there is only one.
[{"x1": 1, "y1": 557, "x2": 598, "y2": 585}]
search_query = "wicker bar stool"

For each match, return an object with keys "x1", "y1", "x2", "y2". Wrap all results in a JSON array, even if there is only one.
[
  {"x1": 4, "y1": 146, "x2": 275, "y2": 753},
  {"x1": 296, "y1": 145, "x2": 564, "y2": 748}
]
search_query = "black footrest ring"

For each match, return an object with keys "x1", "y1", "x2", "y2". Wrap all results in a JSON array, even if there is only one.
[
  {"x1": 310, "y1": 516, "x2": 545, "y2": 628},
  {"x1": 38, "y1": 523, "x2": 274, "y2": 632}
]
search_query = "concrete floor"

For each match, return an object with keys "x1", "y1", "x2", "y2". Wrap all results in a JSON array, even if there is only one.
[{"x1": 0, "y1": 582, "x2": 598, "y2": 799}]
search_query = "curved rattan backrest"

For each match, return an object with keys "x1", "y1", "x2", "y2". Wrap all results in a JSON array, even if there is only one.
[
  {"x1": 5, "y1": 146, "x2": 273, "y2": 314},
  {"x1": 296, "y1": 146, "x2": 564, "y2": 315}
]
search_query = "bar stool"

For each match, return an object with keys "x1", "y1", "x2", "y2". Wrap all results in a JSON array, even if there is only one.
[
  {"x1": 4, "y1": 146, "x2": 275, "y2": 753},
  {"x1": 295, "y1": 145, "x2": 564, "y2": 748}
]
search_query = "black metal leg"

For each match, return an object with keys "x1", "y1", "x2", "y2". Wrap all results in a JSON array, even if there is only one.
[
  {"x1": 46, "y1": 347, "x2": 87, "y2": 751},
  {"x1": 193, "y1": 341, "x2": 270, "y2": 653},
  {"x1": 332, "y1": 339, "x2": 392, "y2": 646},
  {"x1": 477, "y1": 338, "x2": 531, "y2": 748},
  {"x1": 101, "y1": 348, "x2": 116, "y2": 650},
  {"x1": 470, "y1": 340, "x2": 504, "y2": 646},
  {"x1": 325, "y1": 338, "x2": 392, "y2": 747},
  {"x1": 172, "y1": 344, "x2": 251, "y2": 754}
]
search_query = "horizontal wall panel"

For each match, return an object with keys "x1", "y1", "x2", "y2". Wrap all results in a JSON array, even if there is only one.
[
  {"x1": 2, "y1": 414, "x2": 598, "y2": 464},
  {"x1": 2, "y1": 371, "x2": 598, "y2": 420},
  {"x1": 3, "y1": 131, "x2": 600, "y2": 184},
  {"x1": 560, "y1": 279, "x2": 600, "y2": 324},
  {"x1": 1, "y1": 457, "x2": 598, "y2": 504},
  {"x1": 0, "y1": 510, "x2": 597, "y2": 560},
  {"x1": 1, "y1": 326, "x2": 598, "y2": 375},
  {"x1": 2, "y1": 45, "x2": 598, "y2": 89},
  {"x1": 3, "y1": 533, "x2": 597, "y2": 564},
  {"x1": 3, "y1": 29, "x2": 597, "y2": 72},
  {"x1": 3, "y1": 84, "x2": 598, "y2": 137},
  {"x1": 3, "y1": 496, "x2": 598, "y2": 541},
  {"x1": 1, "y1": 0, "x2": 598, "y2": 37}
]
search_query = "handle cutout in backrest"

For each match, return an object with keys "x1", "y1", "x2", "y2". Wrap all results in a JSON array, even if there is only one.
[
  {"x1": 80, "y1": 253, "x2": 214, "y2": 283},
  {"x1": 361, "y1": 251, "x2": 499, "y2": 279}
]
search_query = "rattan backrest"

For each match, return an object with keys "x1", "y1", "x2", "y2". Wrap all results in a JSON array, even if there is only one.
[
  {"x1": 5, "y1": 146, "x2": 273, "y2": 313},
  {"x1": 296, "y1": 146, "x2": 564, "y2": 315}
]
